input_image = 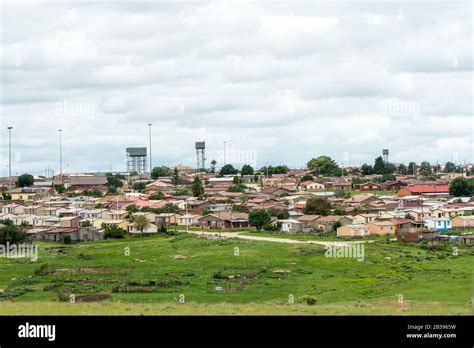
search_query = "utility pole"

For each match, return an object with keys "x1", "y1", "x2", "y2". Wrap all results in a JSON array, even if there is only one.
[
  {"x1": 148, "y1": 123, "x2": 152, "y2": 174},
  {"x1": 223, "y1": 141, "x2": 226, "y2": 165},
  {"x1": 7, "y1": 126, "x2": 13, "y2": 194},
  {"x1": 58, "y1": 129, "x2": 63, "y2": 178}
]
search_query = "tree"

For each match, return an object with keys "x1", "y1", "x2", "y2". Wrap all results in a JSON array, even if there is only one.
[
  {"x1": 383, "y1": 162, "x2": 397, "y2": 174},
  {"x1": 54, "y1": 184, "x2": 65, "y2": 193},
  {"x1": 81, "y1": 220, "x2": 93, "y2": 228},
  {"x1": 172, "y1": 167, "x2": 180, "y2": 185},
  {"x1": 307, "y1": 156, "x2": 340, "y2": 176},
  {"x1": 133, "y1": 215, "x2": 150, "y2": 235},
  {"x1": 219, "y1": 164, "x2": 239, "y2": 176},
  {"x1": 304, "y1": 196, "x2": 332, "y2": 216},
  {"x1": 233, "y1": 176, "x2": 241, "y2": 185},
  {"x1": 149, "y1": 191, "x2": 165, "y2": 200},
  {"x1": 272, "y1": 165, "x2": 289, "y2": 174},
  {"x1": 106, "y1": 173, "x2": 124, "y2": 193},
  {"x1": 449, "y1": 177, "x2": 473, "y2": 197},
  {"x1": 151, "y1": 166, "x2": 170, "y2": 179},
  {"x1": 0, "y1": 224, "x2": 26, "y2": 245},
  {"x1": 268, "y1": 208, "x2": 289, "y2": 219},
  {"x1": 126, "y1": 204, "x2": 139, "y2": 215},
  {"x1": 17, "y1": 173, "x2": 34, "y2": 188},
  {"x1": 210, "y1": 160, "x2": 217, "y2": 173},
  {"x1": 351, "y1": 177, "x2": 365, "y2": 185},
  {"x1": 444, "y1": 162, "x2": 456, "y2": 173},
  {"x1": 103, "y1": 224, "x2": 125, "y2": 239},
  {"x1": 132, "y1": 182, "x2": 146, "y2": 192},
  {"x1": 408, "y1": 162, "x2": 417, "y2": 175},
  {"x1": 191, "y1": 176, "x2": 204, "y2": 197},
  {"x1": 332, "y1": 221, "x2": 342, "y2": 232},
  {"x1": 397, "y1": 164, "x2": 408, "y2": 175},
  {"x1": 360, "y1": 164, "x2": 373, "y2": 176},
  {"x1": 419, "y1": 161, "x2": 432, "y2": 176},
  {"x1": 300, "y1": 174, "x2": 314, "y2": 182},
  {"x1": 241, "y1": 164, "x2": 254, "y2": 176},
  {"x1": 333, "y1": 207, "x2": 346, "y2": 216},
  {"x1": 248, "y1": 210, "x2": 271, "y2": 231},
  {"x1": 380, "y1": 174, "x2": 396, "y2": 182},
  {"x1": 373, "y1": 156, "x2": 385, "y2": 175}
]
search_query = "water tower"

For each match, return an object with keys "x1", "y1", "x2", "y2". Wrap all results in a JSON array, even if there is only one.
[
  {"x1": 195, "y1": 142, "x2": 206, "y2": 170},
  {"x1": 383, "y1": 149, "x2": 389, "y2": 162}
]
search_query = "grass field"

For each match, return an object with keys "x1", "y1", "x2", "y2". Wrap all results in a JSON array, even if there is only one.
[
  {"x1": 0, "y1": 233, "x2": 472, "y2": 315},
  {"x1": 240, "y1": 231, "x2": 394, "y2": 242}
]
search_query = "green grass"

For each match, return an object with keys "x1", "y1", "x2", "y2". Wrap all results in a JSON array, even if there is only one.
[
  {"x1": 0, "y1": 234, "x2": 472, "y2": 315},
  {"x1": 240, "y1": 231, "x2": 392, "y2": 242}
]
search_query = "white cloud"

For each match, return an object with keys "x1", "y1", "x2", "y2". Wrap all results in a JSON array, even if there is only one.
[{"x1": 0, "y1": 0, "x2": 472, "y2": 175}]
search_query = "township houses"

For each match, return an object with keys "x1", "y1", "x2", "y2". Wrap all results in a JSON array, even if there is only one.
[
  {"x1": 10, "y1": 187, "x2": 44, "y2": 201},
  {"x1": 299, "y1": 181, "x2": 325, "y2": 191},
  {"x1": 367, "y1": 221, "x2": 396, "y2": 235},
  {"x1": 343, "y1": 194, "x2": 378, "y2": 207},
  {"x1": 296, "y1": 215, "x2": 321, "y2": 231},
  {"x1": 337, "y1": 224, "x2": 369, "y2": 237},
  {"x1": 198, "y1": 212, "x2": 249, "y2": 229},
  {"x1": 280, "y1": 219, "x2": 303, "y2": 233},
  {"x1": 354, "y1": 182, "x2": 381, "y2": 191},
  {"x1": 1, "y1": 166, "x2": 473, "y2": 244},
  {"x1": 424, "y1": 217, "x2": 452, "y2": 232},
  {"x1": 53, "y1": 175, "x2": 108, "y2": 192},
  {"x1": 315, "y1": 215, "x2": 353, "y2": 233},
  {"x1": 397, "y1": 184, "x2": 450, "y2": 197},
  {"x1": 331, "y1": 182, "x2": 352, "y2": 191},
  {"x1": 155, "y1": 212, "x2": 182, "y2": 226},
  {"x1": 28, "y1": 226, "x2": 103, "y2": 242},
  {"x1": 145, "y1": 180, "x2": 174, "y2": 193},
  {"x1": 451, "y1": 215, "x2": 474, "y2": 228}
]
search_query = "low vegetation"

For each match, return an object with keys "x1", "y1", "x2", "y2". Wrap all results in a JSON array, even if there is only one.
[{"x1": 0, "y1": 233, "x2": 471, "y2": 315}]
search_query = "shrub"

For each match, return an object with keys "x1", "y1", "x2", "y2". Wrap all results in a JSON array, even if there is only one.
[
  {"x1": 263, "y1": 221, "x2": 282, "y2": 232},
  {"x1": 103, "y1": 225, "x2": 125, "y2": 239},
  {"x1": 298, "y1": 294, "x2": 318, "y2": 305},
  {"x1": 34, "y1": 264, "x2": 49, "y2": 276},
  {"x1": 63, "y1": 235, "x2": 72, "y2": 244},
  {"x1": 159, "y1": 224, "x2": 167, "y2": 233}
]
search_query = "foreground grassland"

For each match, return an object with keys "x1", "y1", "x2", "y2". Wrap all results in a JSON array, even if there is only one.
[{"x1": 0, "y1": 234, "x2": 472, "y2": 315}]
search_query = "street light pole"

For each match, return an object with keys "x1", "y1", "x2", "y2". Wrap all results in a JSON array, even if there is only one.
[
  {"x1": 223, "y1": 141, "x2": 226, "y2": 165},
  {"x1": 58, "y1": 129, "x2": 63, "y2": 178},
  {"x1": 148, "y1": 123, "x2": 152, "y2": 174},
  {"x1": 7, "y1": 127, "x2": 13, "y2": 193}
]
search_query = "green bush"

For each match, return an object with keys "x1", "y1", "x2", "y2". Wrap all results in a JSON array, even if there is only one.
[
  {"x1": 298, "y1": 294, "x2": 318, "y2": 305},
  {"x1": 103, "y1": 225, "x2": 125, "y2": 239},
  {"x1": 63, "y1": 235, "x2": 72, "y2": 244}
]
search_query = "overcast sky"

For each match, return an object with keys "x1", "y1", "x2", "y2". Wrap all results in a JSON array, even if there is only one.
[{"x1": 0, "y1": 0, "x2": 472, "y2": 176}]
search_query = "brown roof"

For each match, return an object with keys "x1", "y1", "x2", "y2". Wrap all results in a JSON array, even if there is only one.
[
  {"x1": 54, "y1": 176, "x2": 107, "y2": 186},
  {"x1": 199, "y1": 212, "x2": 248, "y2": 222},
  {"x1": 317, "y1": 215, "x2": 349, "y2": 223},
  {"x1": 297, "y1": 215, "x2": 321, "y2": 222}
]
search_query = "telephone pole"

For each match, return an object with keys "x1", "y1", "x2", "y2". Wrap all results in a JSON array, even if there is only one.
[
  {"x1": 7, "y1": 126, "x2": 13, "y2": 193},
  {"x1": 148, "y1": 123, "x2": 152, "y2": 173},
  {"x1": 58, "y1": 129, "x2": 63, "y2": 178}
]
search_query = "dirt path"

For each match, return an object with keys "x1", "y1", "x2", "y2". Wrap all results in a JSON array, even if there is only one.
[{"x1": 181, "y1": 230, "x2": 365, "y2": 247}]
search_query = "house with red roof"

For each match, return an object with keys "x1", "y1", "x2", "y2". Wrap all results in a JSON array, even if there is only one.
[{"x1": 397, "y1": 184, "x2": 450, "y2": 197}]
